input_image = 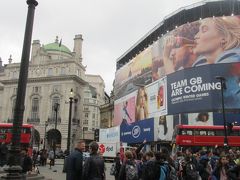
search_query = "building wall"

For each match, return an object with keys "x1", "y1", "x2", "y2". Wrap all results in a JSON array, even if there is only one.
[{"x1": 0, "y1": 35, "x2": 105, "y2": 151}]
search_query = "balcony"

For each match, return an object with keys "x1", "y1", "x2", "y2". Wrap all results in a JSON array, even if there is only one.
[
  {"x1": 27, "y1": 118, "x2": 40, "y2": 124},
  {"x1": 47, "y1": 117, "x2": 61, "y2": 124}
]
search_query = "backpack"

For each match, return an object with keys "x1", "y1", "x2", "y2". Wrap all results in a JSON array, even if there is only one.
[
  {"x1": 110, "y1": 163, "x2": 116, "y2": 176},
  {"x1": 168, "y1": 165, "x2": 178, "y2": 180},
  {"x1": 159, "y1": 164, "x2": 170, "y2": 180},
  {"x1": 185, "y1": 162, "x2": 199, "y2": 180},
  {"x1": 125, "y1": 163, "x2": 138, "y2": 180}
]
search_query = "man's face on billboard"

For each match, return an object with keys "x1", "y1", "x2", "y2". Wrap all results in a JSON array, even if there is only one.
[{"x1": 170, "y1": 45, "x2": 189, "y2": 70}]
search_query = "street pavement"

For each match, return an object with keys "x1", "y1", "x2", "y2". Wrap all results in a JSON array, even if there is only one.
[{"x1": 38, "y1": 159, "x2": 115, "y2": 180}]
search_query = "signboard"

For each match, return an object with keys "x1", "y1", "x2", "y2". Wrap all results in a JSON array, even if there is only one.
[
  {"x1": 167, "y1": 63, "x2": 240, "y2": 114},
  {"x1": 120, "y1": 118, "x2": 154, "y2": 144},
  {"x1": 99, "y1": 126, "x2": 120, "y2": 143},
  {"x1": 98, "y1": 142, "x2": 117, "y2": 157}
]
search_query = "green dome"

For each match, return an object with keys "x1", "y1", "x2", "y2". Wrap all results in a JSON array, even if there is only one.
[{"x1": 43, "y1": 42, "x2": 72, "y2": 55}]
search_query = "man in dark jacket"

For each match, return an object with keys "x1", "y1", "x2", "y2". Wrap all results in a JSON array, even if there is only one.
[
  {"x1": 0, "y1": 142, "x2": 8, "y2": 166},
  {"x1": 66, "y1": 140, "x2": 85, "y2": 180},
  {"x1": 20, "y1": 149, "x2": 33, "y2": 173},
  {"x1": 82, "y1": 141, "x2": 105, "y2": 180}
]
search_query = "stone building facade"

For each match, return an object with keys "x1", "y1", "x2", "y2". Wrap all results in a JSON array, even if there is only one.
[{"x1": 0, "y1": 35, "x2": 105, "y2": 151}]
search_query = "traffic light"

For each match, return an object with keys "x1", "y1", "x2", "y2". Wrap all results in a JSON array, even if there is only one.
[{"x1": 94, "y1": 129, "x2": 99, "y2": 142}]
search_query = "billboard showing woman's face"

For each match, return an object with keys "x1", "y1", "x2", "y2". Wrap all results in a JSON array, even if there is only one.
[
  {"x1": 158, "y1": 15, "x2": 240, "y2": 77},
  {"x1": 115, "y1": 15, "x2": 240, "y2": 99}
]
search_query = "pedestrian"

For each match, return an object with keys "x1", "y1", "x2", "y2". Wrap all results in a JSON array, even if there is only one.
[
  {"x1": 48, "y1": 149, "x2": 55, "y2": 169},
  {"x1": 212, "y1": 155, "x2": 230, "y2": 180},
  {"x1": 118, "y1": 150, "x2": 138, "y2": 180},
  {"x1": 20, "y1": 148, "x2": 33, "y2": 174},
  {"x1": 82, "y1": 141, "x2": 105, "y2": 180},
  {"x1": 66, "y1": 140, "x2": 85, "y2": 180},
  {"x1": 0, "y1": 142, "x2": 8, "y2": 166},
  {"x1": 113, "y1": 152, "x2": 122, "y2": 180}
]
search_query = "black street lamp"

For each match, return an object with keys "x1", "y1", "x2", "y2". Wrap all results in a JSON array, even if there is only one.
[
  {"x1": 67, "y1": 89, "x2": 78, "y2": 153},
  {"x1": 53, "y1": 103, "x2": 59, "y2": 164},
  {"x1": 216, "y1": 76, "x2": 228, "y2": 147},
  {"x1": 2, "y1": 0, "x2": 38, "y2": 179},
  {"x1": 54, "y1": 103, "x2": 60, "y2": 130},
  {"x1": 43, "y1": 121, "x2": 48, "y2": 150}
]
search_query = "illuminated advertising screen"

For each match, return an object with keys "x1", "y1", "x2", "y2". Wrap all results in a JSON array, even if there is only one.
[
  {"x1": 115, "y1": 15, "x2": 240, "y2": 116},
  {"x1": 115, "y1": 48, "x2": 153, "y2": 99},
  {"x1": 167, "y1": 63, "x2": 240, "y2": 114},
  {"x1": 120, "y1": 118, "x2": 154, "y2": 144}
]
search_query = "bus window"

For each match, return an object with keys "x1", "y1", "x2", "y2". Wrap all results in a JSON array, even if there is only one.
[
  {"x1": 180, "y1": 129, "x2": 192, "y2": 135},
  {"x1": 199, "y1": 130, "x2": 207, "y2": 135},
  {"x1": 207, "y1": 131, "x2": 214, "y2": 136},
  {"x1": 194, "y1": 130, "x2": 200, "y2": 136},
  {"x1": 186, "y1": 130, "x2": 193, "y2": 135},
  {"x1": 229, "y1": 131, "x2": 239, "y2": 136},
  {"x1": 215, "y1": 130, "x2": 224, "y2": 136}
]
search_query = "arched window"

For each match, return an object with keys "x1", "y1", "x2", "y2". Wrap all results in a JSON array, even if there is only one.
[{"x1": 31, "y1": 97, "x2": 39, "y2": 121}]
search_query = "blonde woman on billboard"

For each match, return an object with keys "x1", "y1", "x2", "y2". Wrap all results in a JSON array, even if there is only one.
[
  {"x1": 135, "y1": 87, "x2": 149, "y2": 121},
  {"x1": 163, "y1": 22, "x2": 199, "y2": 74},
  {"x1": 193, "y1": 16, "x2": 240, "y2": 66}
]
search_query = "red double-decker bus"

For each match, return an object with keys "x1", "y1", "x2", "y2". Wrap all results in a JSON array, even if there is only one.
[
  {"x1": 172, "y1": 125, "x2": 240, "y2": 147},
  {"x1": 0, "y1": 123, "x2": 34, "y2": 153}
]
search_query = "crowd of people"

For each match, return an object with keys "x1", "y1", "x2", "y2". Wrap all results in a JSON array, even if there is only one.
[
  {"x1": 111, "y1": 143, "x2": 240, "y2": 180},
  {"x1": 1, "y1": 140, "x2": 240, "y2": 180}
]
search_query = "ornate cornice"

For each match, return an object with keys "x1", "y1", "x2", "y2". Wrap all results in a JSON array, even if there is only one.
[{"x1": 1, "y1": 75, "x2": 87, "y2": 85}]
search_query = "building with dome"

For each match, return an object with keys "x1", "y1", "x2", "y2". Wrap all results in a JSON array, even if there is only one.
[{"x1": 0, "y1": 35, "x2": 106, "y2": 151}]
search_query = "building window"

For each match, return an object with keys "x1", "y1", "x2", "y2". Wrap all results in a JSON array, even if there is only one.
[
  {"x1": 92, "y1": 121, "x2": 95, "y2": 127},
  {"x1": 51, "y1": 96, "x2": 60, "y2": 119},
  {"x1": 85, "y1": 113, "x2": 88, "y2": 118},
  {"x1": 77, "y1": 69, "x2": 80, "y2": 76},
  {"x1": 48, "y1": 68, "x2": 53, "y2": 76},
  {"x1": 83, "y1": 120, "x2": 88, "y2": 125},
  {"x1": 84, "y1": 107, "x2": 89, "y2": 111},
  {"x1": 33, "y1": 86, "x2": 41, "y2": 93},
  {"x1": 92, "y1": 113, "x2": 95, "y2": 119},
  {"x1": 13, "y1": 71, "x2": 17, "y2": 79},
  {"x1": 61, "y1": 67, "x2": 66, "y2": 75},
  {"x1": 83, "y1": 127, "x2": 88, "y2": 131},
  {"x1": 31, "y1": 97, "x2": 39, "y2": 120},
  {"x1": 12, "y1": 98, "x2": 16, "y2": 118}
]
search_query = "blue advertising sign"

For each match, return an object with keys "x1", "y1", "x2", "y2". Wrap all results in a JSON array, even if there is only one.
[
  {"x1": 167, "y1": 63, "x2": 240, "y2": 114},
  {"x1": 120, "y1": 118, "x2": 154, "y2": 144}
]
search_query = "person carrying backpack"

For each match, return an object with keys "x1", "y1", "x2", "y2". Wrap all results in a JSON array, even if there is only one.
[
  {"x1": 118, "y1": 150, "x2": 138, "y2": 180},
  {"x1": 82, "y1": 141, "x2": 105, "y2": 180},
  {"x1": 182, "y1": 155, "x2": 199, "y2": 180}
]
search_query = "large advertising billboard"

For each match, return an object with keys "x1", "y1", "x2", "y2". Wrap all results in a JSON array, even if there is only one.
[
  {"x1": 167, "y1": 63, "x2": 240, "y2": 114},
  {"x1": 115, "y1": 48, "x2": 153, "y2": 99},
  {"x1": 120, "y1": 118, "x2": 154, "y2": 144},
  {"x1": 115, "y1": 15, "x2": 240, "y2": 116},
  {"x1": 113, "y1": 77, "x2": 168, "y2": 126}
]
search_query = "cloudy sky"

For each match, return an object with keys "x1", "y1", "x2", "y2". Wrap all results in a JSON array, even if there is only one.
[{"x1": 0, "y1": 0, "x2": 200, "y2": 94}]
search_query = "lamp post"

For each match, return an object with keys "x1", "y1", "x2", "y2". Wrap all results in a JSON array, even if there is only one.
[
  {"x1": 53, "y1": 103, "x2": 59, "y2": 163},
  {"x1": 67, "y1": 89, "x2": 73, "y2": 153},
  {"x1": 43, "y1": 121, "x2": 48, "y2": 150},
  {"x1": 216, "y1": 76, "x2": 228, "y2": 147},
  {"x1": 67, "y1": 89, "x2": 78, "y2": 153},
  {"x1": 54, "y1": 103, "x2": 60, "y2": 130},
  {"x1": 2, "y1": 0, "x2": 38, "y2": 179}
]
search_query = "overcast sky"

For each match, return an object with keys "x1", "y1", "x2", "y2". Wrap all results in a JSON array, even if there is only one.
[{"x1": 0, "y1": 0, "x2": 201, "y2": 94}]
